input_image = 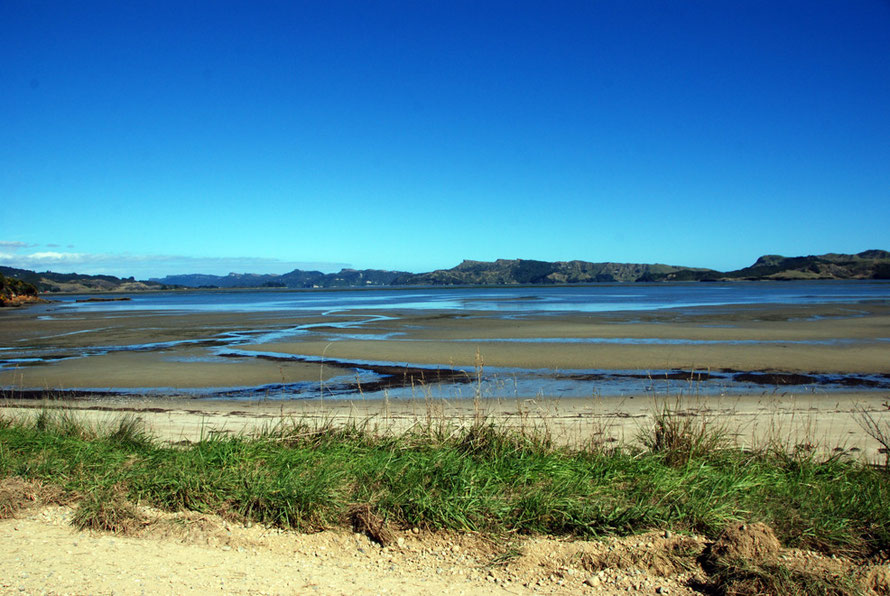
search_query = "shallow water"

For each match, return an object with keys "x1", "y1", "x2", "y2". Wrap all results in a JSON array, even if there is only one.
[{"x1": 43, "y1": 281, "x2": 890, "y2": 315}]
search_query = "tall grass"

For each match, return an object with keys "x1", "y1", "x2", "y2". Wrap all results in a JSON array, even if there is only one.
[
  {"x1": 0, "y1": 406, "x2": 888, "y2": 558},
  {"x1": 856, "y1": 400, "x2": 890, "y2": 466}
]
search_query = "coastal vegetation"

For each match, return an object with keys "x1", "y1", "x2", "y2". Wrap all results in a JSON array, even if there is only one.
[
  {"x1": 1, "y1": 405, "x2": 888, "y2": 593},
  {"x1": 0, "y1": 272, "x2": 40, "y2": 306}
]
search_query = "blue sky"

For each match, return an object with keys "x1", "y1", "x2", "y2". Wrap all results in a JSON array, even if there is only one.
[{"x1": 2, "y1": 1, "x2": 888, "y2": 277}]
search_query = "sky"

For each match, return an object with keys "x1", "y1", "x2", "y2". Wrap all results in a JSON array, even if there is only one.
[{"x1": 2, "y1": 1, "x2": 889, "y2": 278}]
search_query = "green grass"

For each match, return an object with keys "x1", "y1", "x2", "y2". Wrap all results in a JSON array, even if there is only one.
[{"x1": 0, "y1": 408, "x2": 888, "y2": 558}]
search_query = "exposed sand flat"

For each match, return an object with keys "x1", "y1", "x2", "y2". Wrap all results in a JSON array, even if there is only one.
[
  {"x1": 245, "y1": 338, "x2": 889, "y2": 374},
  {"x1": 354, "y1": 303, "x2": 890, "y2": 342},
  {"x1": 2, "y1": 301, "x2": 888, "y2": 392},
  {"x1": 0, "y1": 349, "x2": 349, "y2": 389},
  {"x1": 240, "y1": 303, "x2": 890, "y2": 373},
  {"x1": 0, "y1": 310, "x2": 332, "y2": 348}
]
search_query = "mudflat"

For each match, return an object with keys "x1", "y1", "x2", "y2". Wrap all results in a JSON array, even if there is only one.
[
  {"x1": 243, "y1": 302, "x2": 890, "y2": 373},
  {"x1": 2, "y1": 301, "x2": 888, "y2": 391}
]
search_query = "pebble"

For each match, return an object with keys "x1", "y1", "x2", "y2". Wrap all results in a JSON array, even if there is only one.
[{"x1": 584, "y1": 576, "x2": 601, "y2": 587}]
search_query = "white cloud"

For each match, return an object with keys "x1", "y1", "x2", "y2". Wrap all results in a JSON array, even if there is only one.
[
  {"x1": 26, "y1": 251, "x2": 82, "y2": 260},
  {"x1": 0, "y1": 251, "x2": 350, "y2": 278}
]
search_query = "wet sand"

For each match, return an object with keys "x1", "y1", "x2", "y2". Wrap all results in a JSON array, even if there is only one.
[
  {"x1": 242, "y1": 302, "x2": 890, "y2": 373},
  {"x1": 0, "y1": 349, "x2": 348, "y2": 390}
]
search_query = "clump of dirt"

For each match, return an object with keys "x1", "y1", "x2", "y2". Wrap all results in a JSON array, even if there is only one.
[
  {"x1": 699, "y1": 523, "x2": 872, "y2": 596},
  {"x1": 705, "y1": 522, "x2": 781, "y2": 567},
  {"x1": 580, "y1": 534, "x2": 705, "y2": 577},
  {"x1": 347, "y1": 503, "x2": 393, "y2": 547}
]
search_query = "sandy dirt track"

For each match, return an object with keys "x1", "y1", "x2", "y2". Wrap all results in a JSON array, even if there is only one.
[{"x1": 5, "y1": 500, "x2": 886, "y2": 596}]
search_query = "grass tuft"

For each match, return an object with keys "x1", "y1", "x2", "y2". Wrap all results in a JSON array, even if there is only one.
[
  {"x1": 106, "y1": 414, "x2": 154, "y2": 450},
  {"x1": 855, "y1": 401, "x2": 890, "y2": 466},
  {"x1": 638, "y1": 397, "x2": 728, "y2": 466},
  {"x1": 71, "y1": 483, "x2": 144, "y2": 533}
]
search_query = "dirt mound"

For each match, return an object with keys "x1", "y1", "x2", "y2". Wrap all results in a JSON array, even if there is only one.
[{"x1": 706, "y1": 522, "x2": 781, "y2": 566}]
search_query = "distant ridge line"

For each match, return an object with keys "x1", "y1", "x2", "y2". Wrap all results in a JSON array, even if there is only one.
[{"x1": 1, "y1": 250, "x2": 888, "y2": 294}]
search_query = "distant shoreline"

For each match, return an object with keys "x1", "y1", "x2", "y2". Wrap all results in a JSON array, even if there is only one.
[{"x1": 29, "y1": 277, "x2": 890, "y2": 298}]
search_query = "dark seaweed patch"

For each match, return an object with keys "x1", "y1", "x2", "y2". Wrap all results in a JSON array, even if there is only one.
[{"x1": 734, "y1": 372, "x2": 819, "y2": 385}]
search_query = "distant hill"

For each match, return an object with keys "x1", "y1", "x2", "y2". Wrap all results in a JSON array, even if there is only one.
[
  {"x1": 149, "y1": 272, "x2": 281, "y2": 288},
  {"x1": 151, "y1": 268, "x2": 408, "y2": 289},
  {"x1": 2, "y1": 250, "x2": 888, "y2": 296},
  {"x1": 0, "y1": 266, "x2": 173, "y2": 293},
  {"x1": 392, "y1": 259, "x2": 716, "y2": 285},
  {"x1": 721, "y1": 250, "x2": 890, "y2": 281}
]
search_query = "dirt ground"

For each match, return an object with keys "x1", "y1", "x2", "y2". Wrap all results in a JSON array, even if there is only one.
[{"x1": 3, "y1": 497, "x2": 888, "y2": 596}]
